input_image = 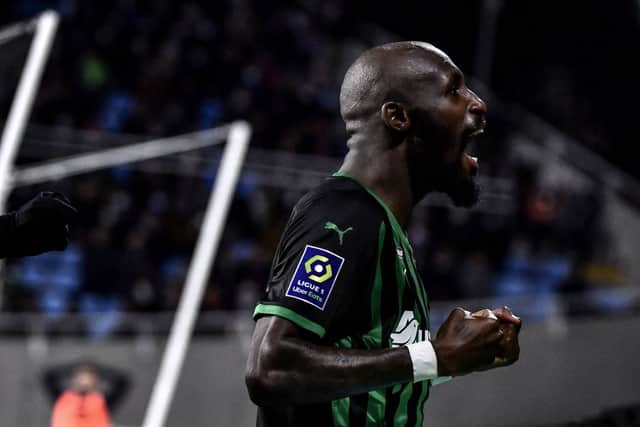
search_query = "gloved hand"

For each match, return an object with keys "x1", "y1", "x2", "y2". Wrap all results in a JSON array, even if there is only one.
[{"x1": 7, "y1": 191, "x2": 78, "y2": 257}]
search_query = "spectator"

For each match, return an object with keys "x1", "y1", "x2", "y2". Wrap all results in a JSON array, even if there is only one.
[{"x1": 44, "y1": 362, "x2": 129, "y2": 427}]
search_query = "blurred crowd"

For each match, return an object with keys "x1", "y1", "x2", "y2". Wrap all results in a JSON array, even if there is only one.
[{"x1": 0, "y1": 0, "x2": 631, "y2": 336}]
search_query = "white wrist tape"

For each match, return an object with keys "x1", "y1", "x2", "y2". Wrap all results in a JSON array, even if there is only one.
[{"x1": 406, "y1": 340, "x2": 439, "y2": 382}]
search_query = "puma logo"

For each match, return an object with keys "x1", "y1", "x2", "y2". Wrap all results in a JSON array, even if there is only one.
[{"x1": 324, "y1": 222, "x2": 353, "y2": 246}]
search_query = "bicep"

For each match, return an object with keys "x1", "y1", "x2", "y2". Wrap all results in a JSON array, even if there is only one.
[
  {"x1": 246, "y1": 315, "x2": 319, "y2": 405},
  {"x1": 254, "y1": 315, "x2": 305, "y2": 341},
  {"x1": 248, "y1": 315, "x2": 314, "y2": 369}
]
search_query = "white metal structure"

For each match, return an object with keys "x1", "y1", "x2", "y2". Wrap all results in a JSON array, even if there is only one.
[
  {"x1": 6, "y1": 121, "x2": 251, "y2": 426},
  {"x1": 0, "y1": 11, "x2": 59, "y2": 214},
  {"x1": 0, "y1": 11, "x2": 59, "y2": 309},
  {"x1": 142, "y1": 122, "x2": 251, "y2": 427},
  {"x1": 11, "y1": 126, "x2": 232, "y2": 187},
  {"x1": 0, "y1": 18, "x2": 252, "y2": 422}
]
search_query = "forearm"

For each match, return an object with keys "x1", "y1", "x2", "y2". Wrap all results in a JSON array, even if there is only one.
[{"x1": 247, "y1": 331, "x2": 414, "y2": 406}]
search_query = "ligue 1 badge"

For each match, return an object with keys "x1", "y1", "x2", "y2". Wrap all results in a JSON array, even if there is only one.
[{"x1": 286, "y1": 245, "x2": 345, "y2": 310}]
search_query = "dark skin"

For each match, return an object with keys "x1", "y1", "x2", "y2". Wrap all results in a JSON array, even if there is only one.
[{"x1": 246, "y1": 42, "x2": 521, "y2": 406}]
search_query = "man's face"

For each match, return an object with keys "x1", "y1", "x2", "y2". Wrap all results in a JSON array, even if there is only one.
[
  {"x1": 72, "y1": 369, "x2": 98, "y2": 393},
  {"x1": 406, "y1": 54, "x2": 487, "y2": 207}
]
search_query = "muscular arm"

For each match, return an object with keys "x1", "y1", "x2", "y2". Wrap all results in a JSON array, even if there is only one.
[
  {"x1": 245, "y1": 316, "x2": 413, "y2": 406},
  {"x1": 245, "y1": 307, "x2": 518, "y2": 407}
]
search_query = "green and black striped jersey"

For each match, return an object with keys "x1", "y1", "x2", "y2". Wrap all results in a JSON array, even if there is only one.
[{"x1": 253, "y1": 173, "x2": 432, "y2": 427}]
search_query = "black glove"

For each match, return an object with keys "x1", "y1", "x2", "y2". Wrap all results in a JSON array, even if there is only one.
[{"x1": 5, "y1": 191, "x2": 78, "y2": 257}]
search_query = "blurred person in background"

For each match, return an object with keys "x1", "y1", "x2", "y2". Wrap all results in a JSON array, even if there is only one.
[
  {"x1": 0, "y1": 191, "x2": 77, "y2": 259},
  {"x1": 246, "y1": 42, "x2": 521, "y2": 427},
  {"x1": 43, "y1": 361, "x2": 130, "y2": 427}
]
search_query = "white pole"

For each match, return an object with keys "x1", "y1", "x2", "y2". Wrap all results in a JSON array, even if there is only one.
[
  {"x1": 141, "y1": 121, "x2": 251, "y2": 427},
  {"x1": 0, "y1": 11, "x2": 59, "y2": 210},
  {"x1": 11, "y1": 127, "x2": 229, "y2": 187},
  {"x1": 0, "y1": 11, "x2": 59, "y2": 310}
]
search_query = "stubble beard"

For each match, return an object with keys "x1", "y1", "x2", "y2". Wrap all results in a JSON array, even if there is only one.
[
  {"x1": 442, "y1": 171, "x2": 480, "y2": 208},
  {"x1": 408, "y1": 138, "x2": 481, "y2": 208}
]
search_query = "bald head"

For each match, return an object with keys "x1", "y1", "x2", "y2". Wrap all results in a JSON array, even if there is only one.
[
  {"x1": 339, "y1": 41, "x2": 453, "y2": 132},
  {"x1": 337, "y1": 42, "x2": 487, "y2": 209}
]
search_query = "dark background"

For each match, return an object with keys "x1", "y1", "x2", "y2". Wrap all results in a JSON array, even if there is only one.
[
  {"x1": 2, "y1": 0, "x2": 639, "y2": 174},
  {"x1": 0, "y1": 0, "x2": 636, "y2": 331}
]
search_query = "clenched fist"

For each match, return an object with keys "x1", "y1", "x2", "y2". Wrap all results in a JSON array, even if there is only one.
[
  {"x1": 470, "y1": 307, "x2": 521, "y2": 369},
  {"x1": 433, "y1": 306, "x2": 521, "y2": 376},
  {"x1": 433, "y1": 307, "x2": 503, "y2": 376}
]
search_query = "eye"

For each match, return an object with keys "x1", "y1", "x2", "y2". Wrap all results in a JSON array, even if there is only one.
[{"x1": 448, "y1": 87, "x2": 459, "y2": 96}]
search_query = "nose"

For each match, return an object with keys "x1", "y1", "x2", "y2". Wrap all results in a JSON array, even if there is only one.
[{"x1": 468, "y1": 89, "x2": 487, "y2": 116}]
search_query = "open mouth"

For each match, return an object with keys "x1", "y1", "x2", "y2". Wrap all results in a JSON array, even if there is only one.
[
  {"x1": 461, "y1": 123, "x2": 484, "y2": 177},
  {"x1": 463, "y1": 152, "x2": 479, "y2": 177}
]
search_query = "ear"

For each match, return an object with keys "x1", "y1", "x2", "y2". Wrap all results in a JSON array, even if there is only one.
[{"x1": 381, "y1": 102, "x2": 411, "y2": 132}]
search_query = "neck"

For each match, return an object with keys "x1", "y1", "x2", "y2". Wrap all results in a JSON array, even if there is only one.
[{"x1": 338, "y1": 134, "x2": 414, "y2": 228}]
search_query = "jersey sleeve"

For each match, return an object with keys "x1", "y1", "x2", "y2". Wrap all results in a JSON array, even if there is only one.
[{"x1": 254, "y1": 192, "x2": 381, "y2": 338}]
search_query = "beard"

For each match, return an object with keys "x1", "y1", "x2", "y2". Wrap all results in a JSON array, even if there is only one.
[
  {"x1": 407, "y1": 135, "x2": 481, "y2": 208},
  {"x1": 439, "y1": 169, "x2": 480, "y2": 208}
]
